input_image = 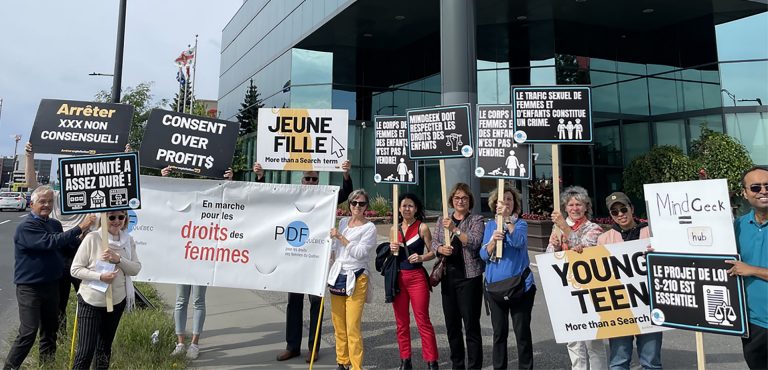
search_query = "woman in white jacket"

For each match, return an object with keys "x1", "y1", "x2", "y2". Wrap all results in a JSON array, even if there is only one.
[
  {"x1": 328, "y1": 189, "x2": 378, "y2": 370},
  {"x1": 71, "y1": 210, "x2": 141, "y2": 369}
]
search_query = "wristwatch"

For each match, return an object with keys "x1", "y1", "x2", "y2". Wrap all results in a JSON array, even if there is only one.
[{"x1": 454, "y1": 229, "x2": 461, "y2": 237}]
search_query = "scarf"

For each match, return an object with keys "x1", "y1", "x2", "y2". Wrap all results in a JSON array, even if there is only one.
[
  {"x1": 107, "y1": 229, "x2": 136, "y2": 312},
  {"x1": 560, "y1": 217, "x2": 587, "y2": 250}
]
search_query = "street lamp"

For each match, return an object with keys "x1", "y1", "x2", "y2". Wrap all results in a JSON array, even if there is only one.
[
  {"x1": 89, "y1": 72, "x2": 114, "y2": 77},
  {"x1": 721, "y1": 89, "x2": 737, "y2": 107},
  {"x1": 738, "y1": 98, "x2": 763, "y2": 106},
  {"x1": 375, "y1": 105, "x2": 399, "y2": 115}
]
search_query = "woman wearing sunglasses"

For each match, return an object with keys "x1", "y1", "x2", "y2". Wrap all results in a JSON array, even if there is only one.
[
  {"x1": 388, "y1": 193, "x2": 439, "y2": 370},
  {"x1": 596, "y1": 192, "x2": 662, "y2": 370},
  {"x1": 70, "y1": 210, "x2": 141, "y2": 369},
  {"x1": 328, "y1": 189, "x2": 378, "y2": 370},
  {"x1": 546, "y1": 185, "x2": 606, "y2": 370},
  {"x1": 432, "y1": 183, "x2": 486, "y2": 370}
]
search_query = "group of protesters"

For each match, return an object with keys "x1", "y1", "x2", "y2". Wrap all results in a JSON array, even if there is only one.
[{"x1": 3, "y1": 139, "x2": 766, "y2": 370}]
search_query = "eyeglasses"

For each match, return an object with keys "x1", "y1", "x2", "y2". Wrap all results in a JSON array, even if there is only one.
[
  {"x1": 108, "y1": 215, "x2": 126, "y2": 221},
  {"x1": 748, "y1": 183, "x2": 768, "y2": 193},
  {"x1": 610, "y1": 207, "x2": 629, "y2": 217},
  {"x1": 453, "y1": 196, "x2": 470, "y2": 203},
  {"x1": 349, "y1": 201, "x2": 368, "y2": 207},
  {"x1": 303, "y1": 176, "x2": 319, "y2": 182}
]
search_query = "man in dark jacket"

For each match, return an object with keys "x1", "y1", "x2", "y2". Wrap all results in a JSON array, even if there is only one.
[
  {"x1": 3, "y1": 186, "x2": 95, "y2": 370},
  {"x1": 253, "y1": 160, "x2": 353, "y2": 363}
]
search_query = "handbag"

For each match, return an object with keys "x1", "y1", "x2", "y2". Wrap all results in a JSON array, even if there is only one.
[
  {"x1": 328, "y1": 268, "x2": 364, "y2": 296},
  {"x1": 485, "y1": 267, "x2": 531, "y2": 301},
  {"x1": 429, "y1": 256, "x2": 446, "y2": 287}
]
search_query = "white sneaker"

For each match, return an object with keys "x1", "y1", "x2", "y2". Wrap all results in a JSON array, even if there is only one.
[
  {"x1": 186, "y1": 344, "x2": 200, "y2": 359},
  {"x1": 171, "y1": 343, "x2": 185, "y2": 356}
]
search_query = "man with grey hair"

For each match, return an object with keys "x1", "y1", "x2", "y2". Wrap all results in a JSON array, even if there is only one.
[
  {"x1": 23, "y1": 142, "x2": 105, "y2": 332},
  {"x1": 3, "y1": 186, "x2": 96, "y2": 370}
]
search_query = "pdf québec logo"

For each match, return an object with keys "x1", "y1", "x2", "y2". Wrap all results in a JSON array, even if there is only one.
[{"x1": 275, "y1": 220, "x2": 310, "y2": 247}]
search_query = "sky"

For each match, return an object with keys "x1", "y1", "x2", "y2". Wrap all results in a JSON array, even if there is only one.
[{"x1": 0, "y1": 0, "x2": 243, "y2": 176}]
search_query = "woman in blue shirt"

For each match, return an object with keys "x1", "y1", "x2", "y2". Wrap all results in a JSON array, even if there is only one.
[{"x1": 480, "y1": 186, "x2": 536, "y2": 370}]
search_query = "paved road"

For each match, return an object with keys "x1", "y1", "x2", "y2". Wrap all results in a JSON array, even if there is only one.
[{"x1": 0, "y1": 210, "x2": 30, "y2": 355}]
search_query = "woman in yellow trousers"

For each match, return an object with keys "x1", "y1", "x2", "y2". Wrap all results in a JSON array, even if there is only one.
[{"x1": 328, "y1": 189, "x2": 378, "y2": 370}]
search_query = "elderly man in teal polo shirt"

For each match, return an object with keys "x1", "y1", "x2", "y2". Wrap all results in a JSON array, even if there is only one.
[{"x1": 728, "y1": 165, "x2": 768, "y2": 370}]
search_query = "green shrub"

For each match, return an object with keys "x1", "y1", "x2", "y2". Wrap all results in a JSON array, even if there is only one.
[
  {"x1": 623, "y1": 145, "x2": 698, "y2": 199},
  {"x1": 690, "y1": 128, "x2": 754, "y2": 207},
  {"x1": 368, "y1": 194, "x2": 391, "y2": 217}
]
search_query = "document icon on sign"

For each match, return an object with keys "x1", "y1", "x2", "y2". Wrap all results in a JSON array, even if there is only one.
[{"x1": 703, "y1": 285, "x2": 736, "y2": 326}]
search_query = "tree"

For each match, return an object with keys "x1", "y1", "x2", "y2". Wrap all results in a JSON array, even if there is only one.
[
  {"x1": 169, "y1": 79, "x2": 195, "y2": 113},
  {"x1": 690, "y1": 128, "x2": 754, "y2": 204},
  {"x1": 623, "y1": 146, "x2": 698, "y2": 199},
  {"x1": 95, "y1": 82, "x2": 168, "y2": 175},
  {"x1": 235, "y1": 79, "x2": 264, "y2": 135}
]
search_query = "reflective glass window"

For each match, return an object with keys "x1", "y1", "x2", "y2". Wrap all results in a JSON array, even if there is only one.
[
  {"x1": 593, "y1": 121, "x2": 621, "y2": 166},
  {"x1": 622, "y1": 121, "x2": 651, "y2": 166},
  {"x1": 725, "y1": 113, "x2": 768, "y2": 165},
  {"x1": 655, "y1": 119, "x2": 687, "y2": 154}
]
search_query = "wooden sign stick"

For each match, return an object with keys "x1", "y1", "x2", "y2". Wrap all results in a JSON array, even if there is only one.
[
  {"x1": 391, "y1": 184, "x2": 399, "y2": 256},
  {"x1": 495, "y1": 178, "x2": 504, "y2": 259},
  {"x1": 439, "y1": 160, "x2": 450, "y2": 242}
]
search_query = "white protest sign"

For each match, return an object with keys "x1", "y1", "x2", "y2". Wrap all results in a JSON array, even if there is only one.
[
  {"x1": 257, "y1": 108, "x2": 348, "y2": 172},
  {"x1": 643, "y1": 179, "x2": 736, "y2": 254},
  {"x1": 130, "y1": 175, "x2": 337, "y2": 296},
  {"x1": 535, "y1": 239, "x2": 669, "y2": 343}
]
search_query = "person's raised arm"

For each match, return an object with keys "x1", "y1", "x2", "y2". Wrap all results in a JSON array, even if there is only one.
[
  {"x1": 252, "y1": 162, "x2": 265, "y2": 182},
  {"x1": 24, "y1": 142, "x2": 37, "y2": 188}
]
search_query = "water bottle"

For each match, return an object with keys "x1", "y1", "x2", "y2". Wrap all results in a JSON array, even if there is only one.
[{"x1": 151, "y1": 330, "x2": 159, "y2": 345}]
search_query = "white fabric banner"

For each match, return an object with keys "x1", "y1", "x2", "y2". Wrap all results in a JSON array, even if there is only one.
[
  {"x1": 130, "y1": 175, "x2": 338, "y2": 296},
  {"x1": 535, "y1": 239, "x2": 670, "y2": 343}
]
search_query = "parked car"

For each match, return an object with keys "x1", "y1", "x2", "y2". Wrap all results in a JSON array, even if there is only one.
[{"x1": 0, "y1": 192, "x2": 27, "y2": 211}]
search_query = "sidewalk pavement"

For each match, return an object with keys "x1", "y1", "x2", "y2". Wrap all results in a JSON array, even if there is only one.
[{"x1": 151, "y1": 223, "x2": 397, "y2": 369}]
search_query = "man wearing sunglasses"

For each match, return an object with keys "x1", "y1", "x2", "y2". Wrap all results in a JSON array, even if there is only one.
[
  {"x1": 252, "y1": 159, "x2": 353, "y2": 363},
  {"x1": 596, "y1": 192, "x2": 663, "y2": 370},
  {"x1": 729, "y1": 166, "x2": 768, "y2": 370}
]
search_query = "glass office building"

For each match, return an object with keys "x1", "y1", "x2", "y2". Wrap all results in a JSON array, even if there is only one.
[{"x1": 219, "y1": 0, "x2": 767, "y2": 215}]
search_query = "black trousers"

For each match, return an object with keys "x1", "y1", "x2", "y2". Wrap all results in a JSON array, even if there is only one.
[
  {"x1": 58, "y1": 257, "x2": 81, "y2": 332},
  {"x1": 3, "y1": 282, "x2": 59, "y2": 370},
  {"x1": 285, "y1": 293, "x2": 323, "y2": 353},
  {"x1": 72, "y1": 295, "x2": 126, "y2": 370},
  {"x1": 486, "y1": 285, "x2": 536, "y2": 370},
  {"x1": 742, "y1": 323, "x2": 768, "y2": 370},
  {"x1": 441, "y1": 269, "x2": 484, "y2": 369}
]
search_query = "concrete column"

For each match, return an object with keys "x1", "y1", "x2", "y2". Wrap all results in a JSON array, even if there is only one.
[{"x1": 440, "y1": 0, "x2": 480, "y2": 212}]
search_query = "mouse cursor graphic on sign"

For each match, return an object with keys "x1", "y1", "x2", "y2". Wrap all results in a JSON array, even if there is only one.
[{"x1": 331, "y1": 136, "x2": 345, "y2": 158}]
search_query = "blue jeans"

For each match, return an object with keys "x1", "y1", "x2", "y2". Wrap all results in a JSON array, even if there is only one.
[
  {"x1": 608, "y1": 332, "x2": 663, "y2": 370},
  {"x1": 174, "y1": 285, "x2": 207, "y2": 336}
]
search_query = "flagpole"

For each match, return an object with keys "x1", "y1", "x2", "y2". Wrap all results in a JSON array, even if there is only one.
[
  {"x1": 191, "y1": 34, "x2": 198, "y2": 114},
  {"x1": 182, "y1": 45, "x2": 190, "y2": 114}
]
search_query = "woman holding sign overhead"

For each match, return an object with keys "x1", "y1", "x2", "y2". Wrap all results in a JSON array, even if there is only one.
[
  {"x1": 388, "y1": 193, "x2": 439, "y2": 370},
  {"x1": 546, "y1": 185, "x2": 606, "y2": 370},
  {"x1": 70, "y1": 210, "x2": 141, "y2": 369},
  {"x1": 432, "y1": 183, "x2": 485, "y2": 370},
  {"x1": 480, "y1": 186, "x2": 536, "y2": 370}
]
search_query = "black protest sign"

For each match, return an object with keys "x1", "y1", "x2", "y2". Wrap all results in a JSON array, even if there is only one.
[
  {"x1": 58, "y1": 152, "x2": 141, "y2": 214},
  {"x1": 30, "y1": 99, "x2": 133, "y2": 155},
  {"x1": 140, "y1": 109, "x2": 239, "y2": 178},
  {"x1": 406, "y1": 105, "x2": 473, "y2": 160},
  {"x1": 475, "y1": 105, "x2": 532, "y2": 179},
  {"x1": 647, "y1": 253, "x2": 748, "y2": 336},
  {"x1": 374, "y1": 116, "x2": 418, "y2": 184},
  {"x1": 511, "y1": 87, "x2": 592, "y2": 143}
]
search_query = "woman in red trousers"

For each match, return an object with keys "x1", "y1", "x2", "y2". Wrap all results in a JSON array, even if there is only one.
[{"x1": 389, "y1": 193, "x2": 439, "y2": 370}]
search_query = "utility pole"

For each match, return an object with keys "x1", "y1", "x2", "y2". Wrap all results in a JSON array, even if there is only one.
[{"x1": 111, "y1": 0, "x2": 127, "y2": 103}]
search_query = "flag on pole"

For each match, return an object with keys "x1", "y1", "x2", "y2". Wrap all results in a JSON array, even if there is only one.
[
  {"x1": 174, "y1": 46, "x2": 196, "y2": 67},
  {"x1": 176, "y1": 69, "x2": 186, "y2": 86}
]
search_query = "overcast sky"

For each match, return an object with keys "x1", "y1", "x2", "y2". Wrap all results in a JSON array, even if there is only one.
[{"x1": 0, "y1": 0, "x2": 243, "y2": 174}]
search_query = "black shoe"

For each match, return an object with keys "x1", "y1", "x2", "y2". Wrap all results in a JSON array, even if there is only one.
[
  {"x1": 336, "y1": 364, "x2": 349, "y2": 370},
  {"x1": 399, "y1": 358, "x2": 413, "y2": 370},
  {"x1": 427, "y1": 361, "x2": 439, "y2": 370}
]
